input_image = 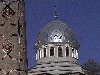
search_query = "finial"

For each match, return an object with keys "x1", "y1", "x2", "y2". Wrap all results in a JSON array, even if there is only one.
[{"x1": 54, "y1": 5, "x2": 58, "y2": 20}]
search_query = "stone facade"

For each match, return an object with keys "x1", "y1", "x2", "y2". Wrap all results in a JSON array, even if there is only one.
[{"x1": 0, "y1": 0, "x2": 28, "y2": 75}]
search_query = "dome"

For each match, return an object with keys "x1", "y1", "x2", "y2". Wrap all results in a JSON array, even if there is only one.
[{"x1": 35, "y1": 20, "x2": 79, "y2": 49}]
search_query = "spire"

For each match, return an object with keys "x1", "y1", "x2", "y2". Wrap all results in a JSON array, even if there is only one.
[{"x1": 54, "y1": 5, "x2": 58, "y2": 20}]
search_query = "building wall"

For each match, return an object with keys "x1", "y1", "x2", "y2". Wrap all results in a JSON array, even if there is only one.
[
  {"x1": 0, "y1": 0, "x2": 28, "y2": 75},
  {"x1": 36, "y1": 44, "x2": 78, "y2": 62},
  {"x1": 28, "y1": 43, "x2": 84, "y2": 75}
]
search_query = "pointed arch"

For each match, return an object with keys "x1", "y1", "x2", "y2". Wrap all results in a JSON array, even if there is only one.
[
  {"x1": 44, "y1": 48, "x2": 46, "y2": 57},
  {"x1": 50, "y1": 46, "x2": 54, "y2": 56},
  {"x1": 66, "y1": 47, "x2": 69, "y2": 57},
  {"x1": 58, "y1": 46, "x2": 62, "y2": 57}
]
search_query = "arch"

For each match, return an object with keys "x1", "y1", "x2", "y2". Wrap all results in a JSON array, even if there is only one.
[
  {"x1": 39, "y1": 50, "x2": 40, "y2": 59},
  {"x1": 66, "y1": 47, "x2": 69, "y2": 57},
  {"x1": 44, "y1": 48, "x2": 46, "y2": 57},
  {"x1": 72, "y1": 48, "x2": 74, "y2": 58},
  {"x1": 58, "y1": 46, "x2": 62, "y2": 57},
  {"x1": 50, "y1": 46, "x2": 54, "y2": 56}
]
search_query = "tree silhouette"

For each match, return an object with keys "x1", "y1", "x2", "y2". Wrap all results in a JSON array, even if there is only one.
[{"x1": 82, "y1": 59, "x2": 100, "y2": 75}]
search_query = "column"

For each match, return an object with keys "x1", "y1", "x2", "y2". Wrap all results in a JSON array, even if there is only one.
[
  {"x1": 42, "y1": 48, "x2": 44, "y2": 58},
  {"x1": 36, "y1": 54, "x2": 37, "y2": 60},
  {"x1": 37, "y1": 50, "x2": 39, "y2": 59},
  {"x1": 63, "y1": 45, "x2": 66, "y2": 57},
  {"x1": 47, "y1": 46, "x2": 49, "y2": 57},
  {"x1": 55, "y1": 46, "x2": 58, "y2": 57},
  {"x1": 40, "y1": 49, "x2": 42, "y2": 58},
  {"x1": 69, "y1": 45, "x2": 72, "y2": 57},
  {"x1": 76, "y1": 50, "x2": 78, "y2": 59},
  {"x1": 74, "y1": 49, "x2": 76, "y2": 58}
]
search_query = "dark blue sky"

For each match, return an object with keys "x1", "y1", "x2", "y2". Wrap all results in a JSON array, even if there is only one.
[{"x1": 25, "y1": 0, "x2": 100, "y2": 68}]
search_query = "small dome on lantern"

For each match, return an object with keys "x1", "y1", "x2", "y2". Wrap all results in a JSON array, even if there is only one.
[{"x1": 36, "y1": 20, "x2": 79, "y2": 49}]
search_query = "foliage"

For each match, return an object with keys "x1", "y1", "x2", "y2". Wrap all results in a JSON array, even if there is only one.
[{"x1": 82, "y1": 59, "x2": 100, "y2": 75}]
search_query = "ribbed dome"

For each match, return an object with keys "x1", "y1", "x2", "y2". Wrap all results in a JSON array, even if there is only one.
[{"x1": 35, "y1": 20, "x2": 79, "y2": 49}]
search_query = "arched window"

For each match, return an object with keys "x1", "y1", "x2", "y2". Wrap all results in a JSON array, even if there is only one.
[
  {"x1": 50, "y1": 47, "x2": 54, "y2": 56},
  {"x1": 66, "y1": 47, "x2": 69, "y2": 57},
  {"x1": 58, "y1": 46, "x2": 62, "y2": 57},
  {"x1": 39, "y1": 50, "x2": 40, "y2": 59},
  {"x1": 72, "y1": 48, "x2": 74, "y2": 58},
  {"x1": 44, "y1": 48, "x2": 46, "y2": 57}
]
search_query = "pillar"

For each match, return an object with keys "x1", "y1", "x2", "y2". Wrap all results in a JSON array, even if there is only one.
[
  {"x1": 41, "y1": 48, "x2": 44, "y2": 58},
  {"x1": 63, "y1": 45, "x2": 66, "y2": 57},
  {"x1": 47, "y1": 46, "x2": 49, "y2": 57},
  {"x1": 55, "y1": 46, "x2": 58, "y2": 57},
  {"x1": 69, "y1": 45, "x2": 72, "y2": 57},
  {"x1": 37, "y1": 50, "x2": 39, "y2": 59}
]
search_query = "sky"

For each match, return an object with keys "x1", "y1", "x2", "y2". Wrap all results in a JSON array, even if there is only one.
[{"x1": 25, "y1": 0, "x2": 100, "y2": 68}]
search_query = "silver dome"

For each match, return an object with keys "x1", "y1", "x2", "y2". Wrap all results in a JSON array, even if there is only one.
[{"x1": 35, "y1": 20, "x2": 79, "y2": 49}]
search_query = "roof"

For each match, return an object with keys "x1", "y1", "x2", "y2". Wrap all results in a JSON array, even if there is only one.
[{"x1": 35, "y1": 20, "x2": 79, "y2": 49}]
